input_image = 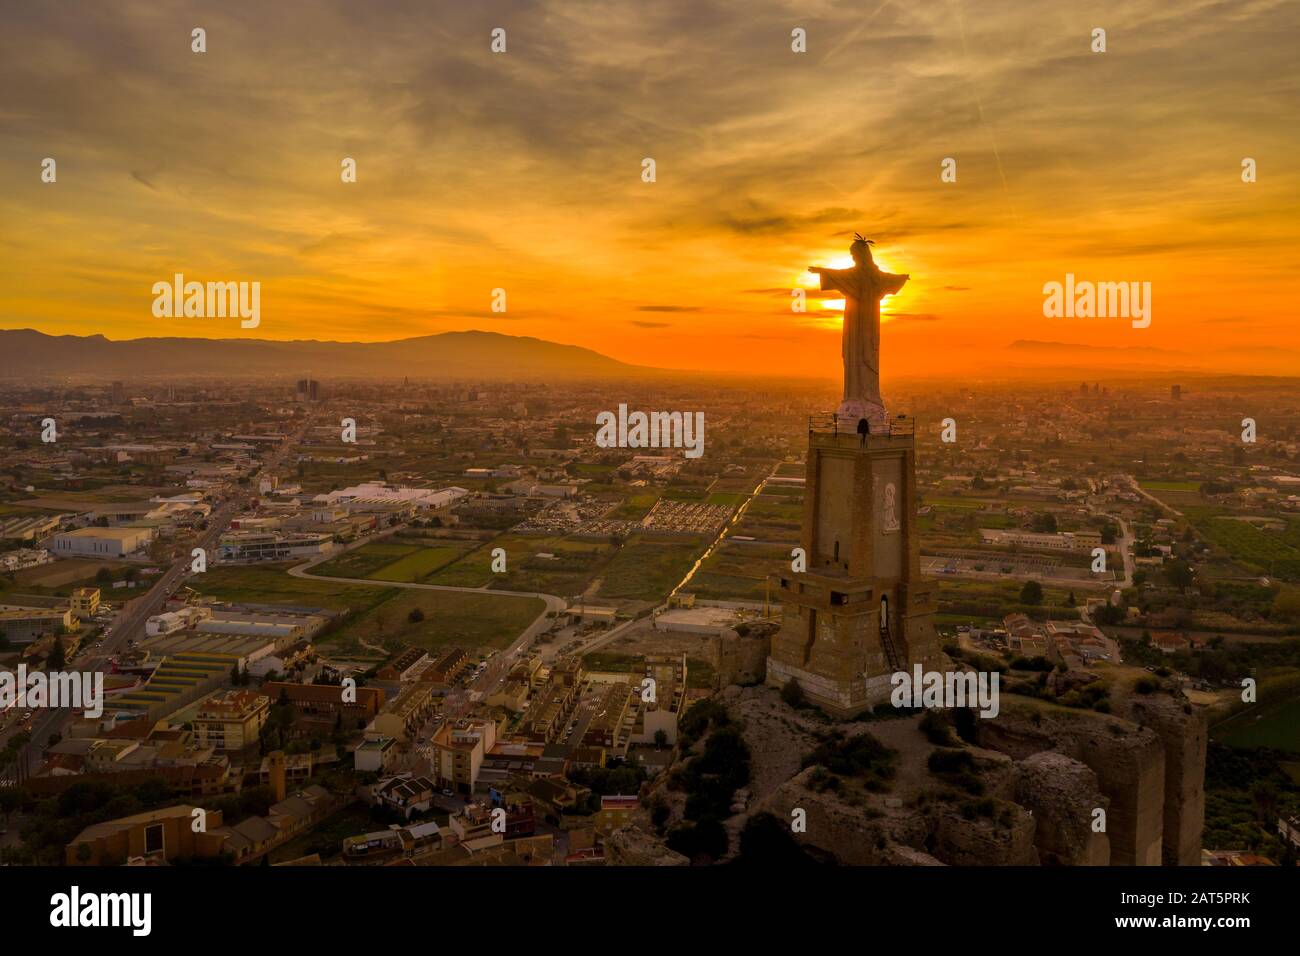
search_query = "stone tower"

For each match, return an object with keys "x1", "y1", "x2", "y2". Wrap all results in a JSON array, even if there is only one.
[
  {"x1": 766, "y1": 418, "x2": 942, "y2": 715},
  {"x1": 268, "y1": 750, "x2": 287, "y2": 802},
  {"x1": 766, "y1": 239, "x2": 941, "y2": 716}
]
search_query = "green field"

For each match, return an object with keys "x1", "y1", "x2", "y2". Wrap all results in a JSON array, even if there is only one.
[
  {"x1": 1214, "y1": 695, "x2": 1300, "y2": 753},
  {"x1": 368, "y1": 544, "x2": 473, "y2": 582},
  {"x1": 7, "y1": 558, "x2": 135, "y2": 596},
  {"x1": 609, "y1": 493, "x2": 660, "y2": 521},
  {"x1": 923, "y1": 496, "x2": 988, "y2": 510},
  {"x1": 310, "y1": 541, "x2": 421, "y2": 579},
  {"x1": 687, "y1": 540, "x2": 787, "y2": 601},
  {"x1": 1139, "y1": 480, "x2": 1202, "y2": 492},
  {"x1": 332, "y1": 588, "x2": 545, "y2": 652},
  {"x1": 426, "y1": 533, "x2": 615, "y2": 595},
  {"x1": 1188, "y1": 510, "x2": 1300, "y2": 580},
  {"x1": 595, "y1": 533, "x2": 708, "y2": 601},
  {"x1": 189, "y1": 565, "x2": 397, "y2": 614},
  {"x1": 733, "y1": 496, "x2": 802, "y2": 540}
]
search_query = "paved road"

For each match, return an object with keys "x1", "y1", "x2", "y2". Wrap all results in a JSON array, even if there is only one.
[
  {"x1": 288, "y1": 555, "x2": 566, "y2": 713},
  {"x1": 1126, "y1": 475, "x2": 1185, "y2": 518},
  {"x1": 2, "y1": 418, "x2": 311, "y2": 781}
]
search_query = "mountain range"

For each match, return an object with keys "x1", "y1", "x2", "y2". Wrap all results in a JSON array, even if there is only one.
[{"x1": 0, "y1": 329, "x2": 643, "y2": 382}]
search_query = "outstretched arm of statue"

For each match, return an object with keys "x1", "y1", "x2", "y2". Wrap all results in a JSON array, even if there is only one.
[
  {"x1": 813, "y1": 267, "x2": 860, "y2": 296},
  {"x1": 878, "y1": 272, "x2": 910, "y2": 296}
]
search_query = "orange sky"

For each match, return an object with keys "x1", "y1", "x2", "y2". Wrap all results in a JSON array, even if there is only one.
[{"x1": 2, "y1": 0, "x2": 1298, "y2": 380}]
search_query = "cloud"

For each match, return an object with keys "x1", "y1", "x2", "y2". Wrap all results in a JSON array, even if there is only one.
[{"x1": 0, "y1": 0, "x2": 1294, "y2": 377}]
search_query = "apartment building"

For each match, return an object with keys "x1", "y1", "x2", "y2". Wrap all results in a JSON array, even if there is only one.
[
  {"x1": 0, "y1": 606, "x2": 74, "y2": 644},
  {"x1": 262, "y1": 681, "x2": 386, "y2": 729},
  {"x1": 430, "y1": 717, "x2": 498, "y2": 795},
  {"x1": 191, "y1": 690, "x2": 271, "y2": 752},
  {"x1": 69, "y1": 587, "x2": 100, "y2": 620},
  {"x1": 368, "y1": 682, "x2": 437, "y2": 742}
]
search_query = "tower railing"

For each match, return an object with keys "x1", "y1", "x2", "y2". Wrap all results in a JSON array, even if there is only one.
[{"x1": 808, "y1": 413, "x2": 915, "y2": 437}]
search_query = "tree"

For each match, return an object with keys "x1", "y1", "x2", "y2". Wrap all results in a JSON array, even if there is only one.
[
  {"x1": 1166, "y1": 560, "x2": 1195, "y2": 594},
  {"x1": 407, "y1": 607, "x2": 425, "y2": 624},
  {"x1": 653, "y1": 729, "x2": 668, "y2": 749},
  {"x1": 1093, "y1": 603, "x2": 1125, "y2": 625},
  {"x1": 0, "y1": 788, "x2": 19, "y2": 825},
  {"x1": 1250, "y1": 781, "x2": 1280, "y2": 824},
  {"x1": 1019, "y1": 580, "x2": 1044, "y2": 606},
  {"x1": 46, "y1": 637, "x2": 65, "y2": 670},
  {"x1": 1031, "y1": 512, "x2": 1057, "y2": 533}
]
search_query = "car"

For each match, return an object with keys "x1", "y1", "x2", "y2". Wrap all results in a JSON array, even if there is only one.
[{"x1": 441, "y1": 788, "x2": 454, "y2": 797}]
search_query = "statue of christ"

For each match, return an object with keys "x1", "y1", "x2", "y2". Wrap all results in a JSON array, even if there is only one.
[{"x1": 809, "y1": 234, "x2": 908, "y2": 429}]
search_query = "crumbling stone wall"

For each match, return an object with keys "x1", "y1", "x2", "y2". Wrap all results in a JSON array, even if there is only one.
[
  {"x1": 1115, "y1": 694, "x2": 1206, "y2": 866},
  {"x1": 1015, "y1": 751, "x2": 1110, "y2": 865},
  {"x1": 974, "y1": 703, "x2": 1166, "y2": 866},
  {"x1": 711, "y1": 623, "x2": 774, "y2": 688}
]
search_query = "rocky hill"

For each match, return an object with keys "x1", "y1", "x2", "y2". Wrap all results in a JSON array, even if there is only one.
[{"x1": 611, "y1": 672, "x2": 1205, "y2": 867}]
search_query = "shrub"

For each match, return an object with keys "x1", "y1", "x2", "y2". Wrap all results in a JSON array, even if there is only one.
[
  {"x1": 666, "y1": 818, "x2": 728, "y2": 861},
  {"x1": 1134, "y1": 676, "x2": 1160, "y2": 694},
  {"x1": 919, "y1": 710, "x2": 958, "y2": 746}
]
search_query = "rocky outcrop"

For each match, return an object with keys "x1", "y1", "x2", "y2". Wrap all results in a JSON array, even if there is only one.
[
  {"x1": 1014, "y1": 751, "x2": 1110, "y2": 865},
  {"x1": 930, "y1": 800, "x2": 1039, "y2": 866},
  {"x1": 973, "y1": 701, "x2": 1166, "y2": 866},
  {"x1": 718, "y1": 684, "x2": 824, "y2": 803},
  {"x1": 604, "y1": 826, "x2": 689, "y2": 866},
  {"x1": 612, "y1": 683, "x2": 1200, "y2": 868},
  {"x1": 755, "y1": 766, "x2": 922, "y2": 865}
]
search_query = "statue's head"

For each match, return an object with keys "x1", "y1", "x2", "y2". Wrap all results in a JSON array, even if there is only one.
[{"x1": 850, "y1": 233, "x2": 875, "y2": 266}]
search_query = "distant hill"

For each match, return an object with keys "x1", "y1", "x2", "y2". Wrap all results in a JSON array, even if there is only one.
[{"x1": 0, "y1": 328, "x2": 645, "y2": 382}]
